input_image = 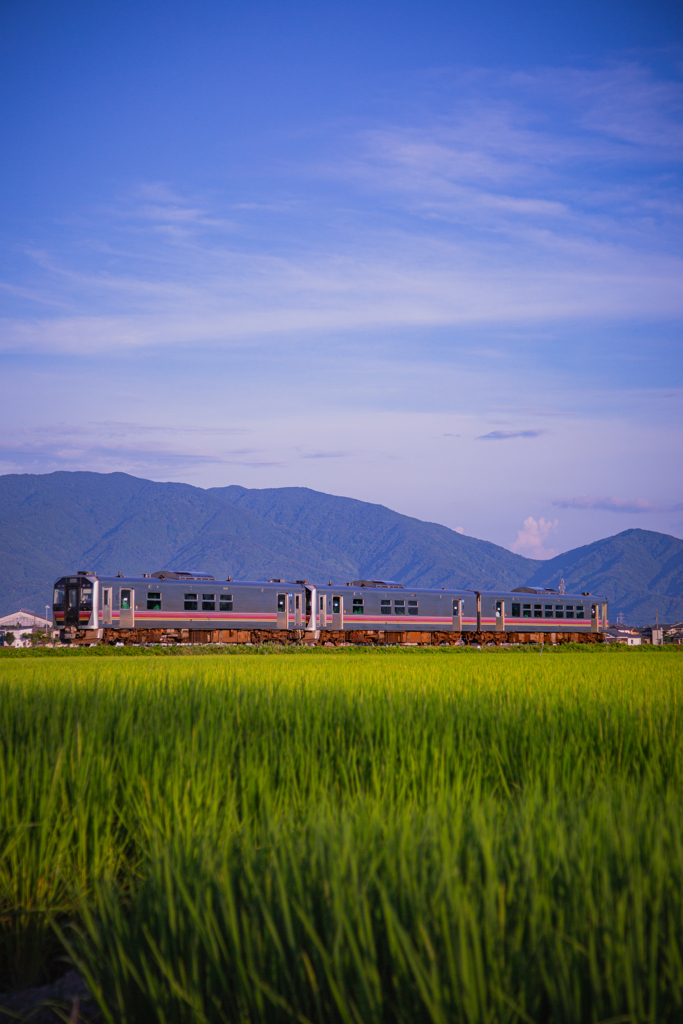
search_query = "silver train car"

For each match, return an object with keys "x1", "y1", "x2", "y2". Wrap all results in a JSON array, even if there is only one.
[{"x1": 53, "y1": 570, "x2": 609, "y2": 645}]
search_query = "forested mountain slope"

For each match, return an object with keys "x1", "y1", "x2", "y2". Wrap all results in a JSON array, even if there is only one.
[
  {"x1": 524, "y1": 528, "x2": 683, "y2": 625},
  {"x1": 210, "y1": 485, "x2": 538, "y2": 591}
]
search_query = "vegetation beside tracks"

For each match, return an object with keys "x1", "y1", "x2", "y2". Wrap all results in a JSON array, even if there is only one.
[{"x1": 0, "y1": 639, "x2": 678, "y2": 657}]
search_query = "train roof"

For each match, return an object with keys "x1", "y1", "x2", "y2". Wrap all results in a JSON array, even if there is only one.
[
  {"x1": 152, "y1": 569, "x2": 215, "y2": 580},
  {"x1": 478, "y1": 589, "x2": 607, "y2": 600},
  {"x1": 326, "y1": 583, "x2": 473, "y2": 595},
  {"x1": 88, "y1": 576, "x2": 299, "y2": 588}
]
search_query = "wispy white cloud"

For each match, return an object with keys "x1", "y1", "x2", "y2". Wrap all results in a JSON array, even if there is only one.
[
  {"x1": 81, "y1": 421, "x2": 250, "y2": 437},
  {"x1": 299, "y1": 450, "x2": 356, "y2": 459},
  {"x1": 357, "y1": 64, "x2": 683, "y2": 186},
  {"x1": 3, "y1": 228, "x2": 680, "y2": 354},
  {"x1": 0, "y1": 61, "x2": 681, "y2": 356},
  {"x1": 565, "y1": 64, "x2": 683, "y2": 149},
  {"x1": 0, "y1": 423, "x2": 284, "y2": 476},
  {"x1": 553, "y1": 495, "x2": 683, "y2": 513},
  {"x1": 510, "y1": 516, "x2": 559, "y2": 559},
  {"x1": 477, "y1": 429, "x2": 546, "y2": 440},
  {"x1": 491, "y1": 406, "x2": 575, "y2": 417}
]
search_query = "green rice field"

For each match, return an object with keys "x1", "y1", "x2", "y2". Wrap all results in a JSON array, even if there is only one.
[{"x1": 1, "y1": 646, "x2": 682, "y2": 1023}]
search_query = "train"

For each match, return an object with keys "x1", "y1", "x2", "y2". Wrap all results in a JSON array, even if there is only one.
[{"x1": 53, "y1": 569, "x2": 608, "y2": 645}]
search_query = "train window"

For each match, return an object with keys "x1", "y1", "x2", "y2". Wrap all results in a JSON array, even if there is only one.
[
  {"x1": 496, "y1": 601, "x2": 502, "y2": 617},
  {"x1": 320, "y1": 596, "x2": 324, "y2": 610},
  {"x1": 511, "y1": 603, "x2": 520, "y2": 617},
  {"x1": 453, "y1": 599, "x2": 460, "y2": 615},
  {"x1": 534, "y1": 604, "x2": 542, "y2": 616},
  {"x1": 522, "y1": 604, "x2": 532, "y2": 618},
  {"x1": 352, "y1": 598, "x2": 364, "y2": 614},
  {"x1": 277, "y1": 594, "x2": 286, "y2": 612},
  {"x1": 332, "y1": 596, "x2": 340, "y2": 614},
  {"x1": 576, "y1": 606, "x2": 585, "y2": 619},
  {"x1": 184, "y1": 593, "x2": 198, "y2": 611},
  {"x1": 394, "y1": 600, "x2": 405, "y2": 614},
  {"x1": 381, "y1": 599, "x2": 392, "y2": 614},
  {"x1": 220, "y1": 595, "x2": 233, "y2": 612},
  {"x1": 591, "y1": 605, "x2": 597, "y2": 618},
  {"x1": 53, "y1": 586, "x2": 65, "y2": 610},
  {"x1": 202, "y1": 594, "x2": 216, "y2": 611},
  {"x1": 545, "y1": 605, "x2": 553, "y2": 618},
  {"x1": 80, "y1": 585, "x2": 93, "y2": 610},
  {"x1": 555, "y1": 605, "x2": 564, "y2": 618},
  {"x1": 565, "y1": 605, "x2": 574, "y2": 619},
  {"x1": 408, "y1": 600, "x2": 418, "y2": 615},
  {"x1": 120, "y1": 590, "x2": 131, "y2": 611},
  {"x1": 147, "y1": 592, "x2": 161, "y2": 611},
  {"x1": 68, "y1": 589, "x2": 78, "y2": 609}
]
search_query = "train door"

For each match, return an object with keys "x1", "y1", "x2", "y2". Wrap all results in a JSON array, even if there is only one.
[
  {"x1": 304, "y1": 587, "x2": 315, "y2": 630},
  {"x1": 277, "y1": 593, "x2": 288, "y2": 629},
  {"x1": 318, "y1": 593, "x2": 327, "y2": 628},
  {"x1": 591, "y1": 602, "x2": 608, "y2": 633},
  {"x1": 102, "y1": 588, "x2": 113, "y2": 625},
  {"x1": 476, "y1": 593, "x2": 482, "y2": 632},
  {"x1": 452, "y1": 598, "x2": 462, "y2": 631},
  {"x1": 495, "y1": 599, "x2": 505, "y2": 632},
  {"x1": 331, "y1": 595, "x2": 343, "y2": 630},
  {"x1": 294, "y1": 593, "x2": 302, "y2": 628},
  {"x1": 120, "y1": 588, "x2": 135, "y2": 628},
  {"x1": 65, "y1": 581, "x2": 80, "y2": 627}
]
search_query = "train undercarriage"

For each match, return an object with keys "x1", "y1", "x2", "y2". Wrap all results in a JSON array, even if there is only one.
[{"x1": 60, "y1": 627, "x2": 605, "y2": 646}]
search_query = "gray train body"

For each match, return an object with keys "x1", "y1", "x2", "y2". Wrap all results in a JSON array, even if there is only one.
[{"x1": 53, "y1": 570, "x2": 609, "y2": 645}]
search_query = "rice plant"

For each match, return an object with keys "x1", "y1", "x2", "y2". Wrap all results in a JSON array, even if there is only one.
[{"x1": 1, "y1": 649, "x2": 681, "y2": 1022}]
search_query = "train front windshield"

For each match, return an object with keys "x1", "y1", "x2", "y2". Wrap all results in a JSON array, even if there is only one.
[{"x1": 54, "y1": 577, "x2": 93, "y2": 626}]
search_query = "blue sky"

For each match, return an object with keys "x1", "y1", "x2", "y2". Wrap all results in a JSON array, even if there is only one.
[{"x1": 1, "y1": 0, "x2": 682, "y2": 558}]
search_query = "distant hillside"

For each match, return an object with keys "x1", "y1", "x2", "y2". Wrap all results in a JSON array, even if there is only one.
[
  {"x1": 0, "y1": 472, "x2": 680, "y2": 625},
  {"x1": 524, "y1": 529, "x2": 683, "y2": 625},
  {"x1": 210, "y1": 485, "x2": 538, "y2": 591},
  {"x1": 0, "y1": 471, "x2": 537, "y2": 617}
]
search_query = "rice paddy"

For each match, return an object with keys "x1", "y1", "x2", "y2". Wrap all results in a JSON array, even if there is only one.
[{"x1": 1, "y1": 646, "x2": 682, "y2": 1023}]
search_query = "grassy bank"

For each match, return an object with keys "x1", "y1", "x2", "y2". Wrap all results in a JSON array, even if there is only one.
[
  {"x1": 1, "y1": 651, "x2": 682, "y2": 1022},
  {"x1": 0, "y1": 640, "x2": 678, "y2": 657}
]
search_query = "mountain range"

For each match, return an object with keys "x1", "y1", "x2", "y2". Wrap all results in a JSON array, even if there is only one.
[{"x1": 1, "y1": 471, "x2": 681, "y2": 625}]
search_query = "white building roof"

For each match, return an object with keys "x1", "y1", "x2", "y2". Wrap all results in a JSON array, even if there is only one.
[{"x1": 0, "y1": 609, "x2": 52, "y2": 629}]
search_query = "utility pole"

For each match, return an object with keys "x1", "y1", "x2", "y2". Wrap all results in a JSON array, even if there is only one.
[{"x1": 652, "y1": 608, "x2": 663, "y2": 647}]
